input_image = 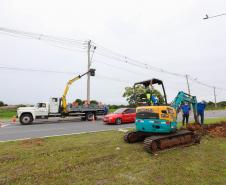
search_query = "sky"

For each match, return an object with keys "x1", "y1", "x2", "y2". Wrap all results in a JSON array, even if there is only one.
[{"x1": 0, "y1": 0, "x2": 226, "y2": 105}]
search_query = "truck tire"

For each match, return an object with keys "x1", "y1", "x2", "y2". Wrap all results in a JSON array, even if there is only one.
[
  {"x1": 20, "y1": 113, "x2": 33, "y2": 125},
  {"x1": 86, "y1": 112, "x2": 94, "y2": 121},
  {"x1": 81, "y1": 117, "x2": 86, "y2": 121}
]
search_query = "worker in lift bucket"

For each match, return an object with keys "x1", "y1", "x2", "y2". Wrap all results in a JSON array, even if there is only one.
[
  {"x1": 197, "y1": 101, "x2": 206, "y2": 124},
  {"x1": 146, "y1": 86, "x2": 159, "y2": 106},
  {"x1": 181, "y1": 102, "x2": 191, "y2": 126}
]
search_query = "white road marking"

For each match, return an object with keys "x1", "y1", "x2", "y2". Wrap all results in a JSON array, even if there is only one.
[
  {"x1": 0, "y1": 126, "x2": 134, "y2": 143},
  {"x1": 0, "y1": 124, "x2": 11, "y2": 128}
]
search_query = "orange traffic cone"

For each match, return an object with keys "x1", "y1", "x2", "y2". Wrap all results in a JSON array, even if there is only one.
[{"x1": 12, "y1": 116, "x2": 16, "y2": 124}]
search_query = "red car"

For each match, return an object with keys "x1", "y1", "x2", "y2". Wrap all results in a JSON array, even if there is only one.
[{"x1": 103, "y1": 108, "x2": 136, "y2": 125}]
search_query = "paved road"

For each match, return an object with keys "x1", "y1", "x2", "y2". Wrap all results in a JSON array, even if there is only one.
[{"x1": 0, "y1": 110, "x2": 225, "y2": 142}]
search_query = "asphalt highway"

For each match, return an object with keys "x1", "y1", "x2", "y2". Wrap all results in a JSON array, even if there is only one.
[{"x1": 0, "y1": 110, "x2": 225, "y2": 142}]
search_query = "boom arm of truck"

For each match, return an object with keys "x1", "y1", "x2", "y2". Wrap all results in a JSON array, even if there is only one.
[
  {"x1": 61, "y1": 69, "x2": 95, "y2": 113},
  {"x1": 171, "y1": 91, "x2": 198, "y2": 123}
]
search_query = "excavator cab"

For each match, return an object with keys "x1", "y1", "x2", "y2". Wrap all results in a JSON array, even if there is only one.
[
  {"x1": 133, "y1": 78, "x2": 168, "y2": 106},
  {"x1": 133, "y1": 79, "x2": 177, "y2": 133}
]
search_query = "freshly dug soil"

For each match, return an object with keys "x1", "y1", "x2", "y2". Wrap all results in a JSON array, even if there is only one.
[
  {"x1": 186, "y1": 122, "x2": 226, "y2": 137},
  {"x1": 203, "y1": 122, "x2": 226, "y2": 137}
]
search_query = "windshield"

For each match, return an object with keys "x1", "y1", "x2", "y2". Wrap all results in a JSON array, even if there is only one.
[
  {"x1": 36, "y1": 103, "x2": 46, "y2": 108},
  {"x1": 114, "y1": 108, "x2": 127, "y2": 114}
]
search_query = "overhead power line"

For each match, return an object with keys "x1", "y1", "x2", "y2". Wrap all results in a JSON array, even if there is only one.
[
  {"x1": 94, "y1": 43, "x2": 185, "y2": 78},
  {"x1": 0, "y1": 27, "x2": 225, "y2": 95},
  {"x1": 0, "y1": 27, "x2": 86, "y2": 50},
  {"x1": 93, "y1": 59, "x2": 153, "y2": 78},
  {"x1": 203, "y1": 13, "x2": 226, "y2": 20},
  {"x1": 93, "y1": 42, "x2": 226, "y2": 92},
  {"x1": 0, "y1": 65, "x2": 75, "y2": 75},
  {"x1": 0, "y1": 65, "x2": 132, "y2": 84}
]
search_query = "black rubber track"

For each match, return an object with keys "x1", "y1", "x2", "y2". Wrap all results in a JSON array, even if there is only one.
[{"x1": 143, "y1": 130, "x2": 201, "y2": 154}]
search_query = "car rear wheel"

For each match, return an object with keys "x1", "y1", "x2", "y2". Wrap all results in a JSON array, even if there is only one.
[{"x1": 115, "y1": 118, "x2": 122, "y2": 125}]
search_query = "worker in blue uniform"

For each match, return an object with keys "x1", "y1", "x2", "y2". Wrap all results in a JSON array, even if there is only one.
[
  {"x1": 181, "y1": 103, "x2": 191, "y2": 126},
  {"x1": 197, "y1": 101, "x2": 206, "y2": 124},
  {"x1": 146, "y1": 87, "x2": 159, "y2": 105},
  {"x1": 103, "y1": 106, "x2": 109, "y2": 115},
  {"x1": 151, "y1": 95, "x2": 159, "y2": 105}
]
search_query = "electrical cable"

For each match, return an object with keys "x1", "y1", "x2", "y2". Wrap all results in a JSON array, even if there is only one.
[
  {"x1": 203, "y1": 13, "x2": 226, "y2": 20},
  {"x1": 0, "y1": 65, "x2": 133, "y2": 84},
  {"x1": 0, "y1": 27, "x2": 225, "y2": 93}
]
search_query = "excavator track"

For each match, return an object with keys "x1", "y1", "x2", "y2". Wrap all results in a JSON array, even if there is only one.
[
  {"x1": 144, "y1": 130, "x2": 201, "y2": 154},
  {"x1": 124, "y1": 131, "x2": 153, "y2": 143}
]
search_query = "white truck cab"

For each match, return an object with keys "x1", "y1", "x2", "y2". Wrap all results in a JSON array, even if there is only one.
[{"x1": 17, "y1": 98, "x2": 61, "y2": 125}]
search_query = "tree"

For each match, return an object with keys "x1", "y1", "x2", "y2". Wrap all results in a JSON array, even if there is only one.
[
  {"x1": 123, "y1": 85, "x2": 164, "y2": 105},
  {"x1": 218, "y1": 101, "x2": 226, "y2": 107},
  {"x1": 0, "y1": 101, "x2": 4, "y2": 107}
]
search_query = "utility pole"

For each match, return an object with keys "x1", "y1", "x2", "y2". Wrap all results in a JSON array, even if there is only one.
[
  {"x1": 213, "y1": 87, "x2": 217, "y2": 108},
  {"x1": 87, "y1": 40, "x2": 91, "y2": 102},
  {"x1": 185, "y1": 74, "x2": 197, "y2": 122},
  {"x1": 185, "y1": 74, "x2": 191, "y2": 95}
]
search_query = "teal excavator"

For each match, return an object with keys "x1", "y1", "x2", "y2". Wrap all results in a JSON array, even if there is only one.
[{"x1": 124, "y1": 79, "x2": 200, "y2": 153}]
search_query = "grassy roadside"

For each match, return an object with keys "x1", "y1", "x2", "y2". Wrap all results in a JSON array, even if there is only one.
[
  {"x1": 109, "y1": 108, "x2": 117, "y2": 113},
  {"x1": 177, "y1": 117, "x2": 226, "y2": 127},
  {"x1": 0, "y1": 108, "x2": 17, "y2": 119},
  {"x1": 0, "y1": 124, "x2": 226, "y2": 184},
  {"x1": 203, "y1": 117, "x2": 226, "y2": 124}
]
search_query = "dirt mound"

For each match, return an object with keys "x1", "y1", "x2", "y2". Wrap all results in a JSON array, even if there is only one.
[
  {"x1": 186, "y1": 122, "x2": 226, "y2": 137},
  {"x1": 186, "y1": 123, "x2": 202, "y2": 131},
  {"x1": 20, "y1": 138, "x2": 44, "y2": 147},
  {"x1": 203, "y1": 122, "x2": 226, "y2": 137}
]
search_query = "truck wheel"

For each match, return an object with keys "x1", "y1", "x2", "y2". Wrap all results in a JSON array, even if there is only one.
[
  {"x1": 81, "y1": 117, "x2": 86, "y2": 121},
  {"x1": 115, "y1": 118, "x2": 122, "y2": 125},
  {"x1": 86, "y1": 112, "x2": 94, "y2": 121},
  {"x1": 20, "y1": 113, "x2": 33, "y2": 125}
]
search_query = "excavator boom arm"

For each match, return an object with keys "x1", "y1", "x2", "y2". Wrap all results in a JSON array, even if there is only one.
[{"x1": 171, "y1": 91, "x2": 198, "y2": 123}]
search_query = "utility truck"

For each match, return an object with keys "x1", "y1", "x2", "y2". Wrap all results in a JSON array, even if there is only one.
[{"x1": 17, "y1": 69, "x2": 107, "y2": 125}]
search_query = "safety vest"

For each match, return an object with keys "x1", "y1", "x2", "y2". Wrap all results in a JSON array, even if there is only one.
[{"x1": 146, "y1": 93, "x2": 153, "y2": 105}]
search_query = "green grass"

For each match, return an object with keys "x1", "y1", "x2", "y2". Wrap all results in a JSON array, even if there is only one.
[
  {"x1": 0, "y1": 130, "x2": 225, "y2": 185},
  {"x1": 0, "y1": 108, "x2": 17, "y2": 119},
  {"x1": 109, "y1": 108, "x2": 117, "y2": 113},
  {"x1": 177, "y1": 117, "x2": 226, "y2": 128},
  {"x1": 203, "y1": 117, "x2": 226, "y2": 124}
]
